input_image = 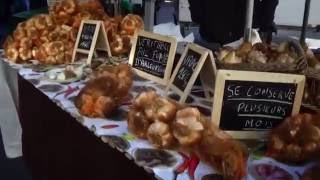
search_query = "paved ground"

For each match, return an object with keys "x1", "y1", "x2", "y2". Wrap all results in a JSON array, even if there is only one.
[{"x1": 0, "y1": 135, "x2": 32, "y2": 180}]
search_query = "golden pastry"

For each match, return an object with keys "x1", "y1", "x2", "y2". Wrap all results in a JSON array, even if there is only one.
[
  {"x1": 267, "y1": 113, "x2": 320, "y2": 163},
  {"x1": 172, "y1": 108, "x2": 204, "y2": 146},
  {"x1": 147, "y1": 121, "x2": 175, "y2": 148}
]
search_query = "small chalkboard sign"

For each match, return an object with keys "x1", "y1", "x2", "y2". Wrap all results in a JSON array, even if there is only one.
[
  {"x1": 72, "y1": 20, "x2": 111, "y2": 64},
  {"x1": 166, "y1": 43, "x2": 217, "y2": 103},
  {"x1": 173, "y1": 49, "x2": 201, "y2": 91},
  {"x1": 77, "y1": 23, "x2": 96, "y2": 50},
  {"x1": 129, "y1": 30, "x2": 177, "y2": 85},
  {"x1": 212, "y1": 70, "x2": 305, "y2": 139}
]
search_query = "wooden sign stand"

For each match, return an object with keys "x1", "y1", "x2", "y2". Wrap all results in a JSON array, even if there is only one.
[
  {"x1": 129, "y1": 30, "x2": 177, "y2": 85},
  {"x1": 165, "y1": 43, "x2": 217, "y2": 103},
  {"x1": 72, "y1": 20, "x2": 111, "y2": 65},
  {"x1": 212, "y1": 70, "x2": 305, "y2": 139}
]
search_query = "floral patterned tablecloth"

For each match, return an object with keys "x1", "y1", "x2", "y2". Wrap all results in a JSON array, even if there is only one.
[{"x1": 3, "y1": 58, "x2": 315, "y2": 180}]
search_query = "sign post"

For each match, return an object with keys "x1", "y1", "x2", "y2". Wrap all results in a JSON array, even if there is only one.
[
  {"x1": 72, "y1": 20, "x2": 111, "y2": 65},
  {"x1": 165, "y1": 43, "x2": 217, "y2": 103},
  {"x1": 129, "y1": 30, "x2": 177, "y2": 85},
  {"x1": 212, "y1": 70, "x2": 305, "y2": 139},
  {"x1": 244, "y1": 0, "x2": 254, "y2": 42}
]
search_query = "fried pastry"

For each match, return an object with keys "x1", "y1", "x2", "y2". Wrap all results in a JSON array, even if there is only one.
[
  {"x1": 172, "y1": 108, "x2": 205, "y2": 146},
  {"x1": 197, "y1": 121, "x2": 248, "y2": 180},
  {"x1": 147, "y1": 121, "x2": 175, "y2": 148},
  {"x1": 75, "y1": 64, "x2": 133, "y2": 118},
  {"x1": 266, "y1": 113, "x2": 320, "y2": 163}
]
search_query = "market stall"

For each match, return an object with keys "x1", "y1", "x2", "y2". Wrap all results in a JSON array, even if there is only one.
[{"x1": 1, "y1": 0, "x2": 320, "y2": 179}]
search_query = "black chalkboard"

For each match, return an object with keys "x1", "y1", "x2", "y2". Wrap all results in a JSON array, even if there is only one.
[
  {"x1": 219, "y1": 80, "x2": 297, "y2": 131},
  {"x1": 173, "y1": 49, "x2": 201, "y2": 91},
  {"x1": 78, "y1": 23, "x2": 97, "y2": 50},
  {"x1": 132, "y1": 35, "x2": 171, "y2": 78}
]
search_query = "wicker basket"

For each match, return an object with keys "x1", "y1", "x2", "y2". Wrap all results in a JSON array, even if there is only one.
[
  {"x1": 302, "y1": 65, "x2": 320, "y2": 110},
  {"x1": 216, "y1": 41, "x2": 308, "y2": 74}
]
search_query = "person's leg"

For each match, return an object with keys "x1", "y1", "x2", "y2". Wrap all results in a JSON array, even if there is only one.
[{"x1": 0, "y1": 60, "x2": 22, "y2": 159}]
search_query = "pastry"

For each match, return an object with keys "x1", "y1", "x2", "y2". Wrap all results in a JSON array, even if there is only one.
[
  {"x1": 222, "y1": 50, "x2": 242, "y2": 64},
  {"x1": 216, "y1": 41, "x2": 300, "y2": 65},
  {"x1": 172, "y1": 108, "x2": 205, "y2": 146},
  {"x1": 127, "y1": 91, "x2": 177, "y2": 138},
  {"x1": 266, "y1": 113, "x2": 320, "y2": 163},
  {"x1": 75, "y1": 64, "x2": 133, "y2": 118},
  {"x1": 197, "y1": 121, "x2": 248, "y2": 180},
  {"x1": 147, "y1": 121, "x2": 175, "y2": 148}
]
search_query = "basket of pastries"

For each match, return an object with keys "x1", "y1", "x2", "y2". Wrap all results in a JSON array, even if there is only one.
[
  {"x1": 3, "y1": 0, "x2": 144, "y2": 64},
  {"x1": 215, "y1": 41, "x2": 307, "y2": 73}
]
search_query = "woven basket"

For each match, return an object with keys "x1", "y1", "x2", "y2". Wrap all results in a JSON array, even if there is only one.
[
  {"x1": 216, "y1": 41, "x2": 308, "y2": 74},
  {"x1": 302, "y1": 68, "x2": 320, "y2": 112}
]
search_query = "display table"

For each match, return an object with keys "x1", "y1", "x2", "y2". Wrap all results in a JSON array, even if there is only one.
[
  {"x1": 2, "y1": 58, "x2": 314, "y2": 180},
  {"x1": 18, "y1": 76, "x2": 156, "y2": 180}
]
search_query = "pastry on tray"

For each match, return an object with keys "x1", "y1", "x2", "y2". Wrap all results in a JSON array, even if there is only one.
[
  {"x1": 127, "y1": 91, "x2": 248, "y2": 179},
  {"x1": 75, "y1": 64, "x2": 133, "y2": 118},
  {"x1": 266, "y1": 113, "x2": 320, "y2": 163},
  {"x1": 45, "y1": 64, "x2": 84, "y2": 83}
]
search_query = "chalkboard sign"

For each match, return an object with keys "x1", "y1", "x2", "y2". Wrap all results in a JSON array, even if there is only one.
[
  {"x1": 72, "y1": 20, "x2": 111, "y2": 65},
  {"x1": 220, "y1": 80, "x2": 296, "y2": 130},
  {"x1": 166, "y1": 43, "x2": 217, "y2": 103},
  {"x1": 173, "y1": 49, "x2": 201, "y2": 91},
  {"x1": 78, "y1": 23, "x2": 96, "y2": 50},
  {"x1": 129, "y1": 30, "x2": 177, "y2": 85},
  {"x1": 212, "y1": 70, "x2": 305, "y2": 139}
]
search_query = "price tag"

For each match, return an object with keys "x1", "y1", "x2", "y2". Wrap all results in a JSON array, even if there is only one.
[
  {"x1": 129, "y1": 30, "x2": 177, "y2": 85},
  {"x1": 212, "y1": 70, "x2": 305, "y2": 139}
]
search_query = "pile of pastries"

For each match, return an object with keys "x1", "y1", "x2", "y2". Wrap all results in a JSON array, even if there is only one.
[
  {"x1": 266, "y1": 113, "x2": 320, "y2": 163},
  {"x1": 127, "y1": 91, "x2": 320, "y2": 179},
  {"x1": 4, "y1": 14, "x2": 75, "y2": 64},
  {"x1": 216, "y1": 42, "x2": 301, "y2": 64},
  {"x1": 75, "y1": 63, "x2": 133, "y2": 118},
  {"x1": 127, "y1": 91, "x2": 248, "y2": 179},
  {"x1": 3, "y1": 0, "x2": 143, "y2": 64}
]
